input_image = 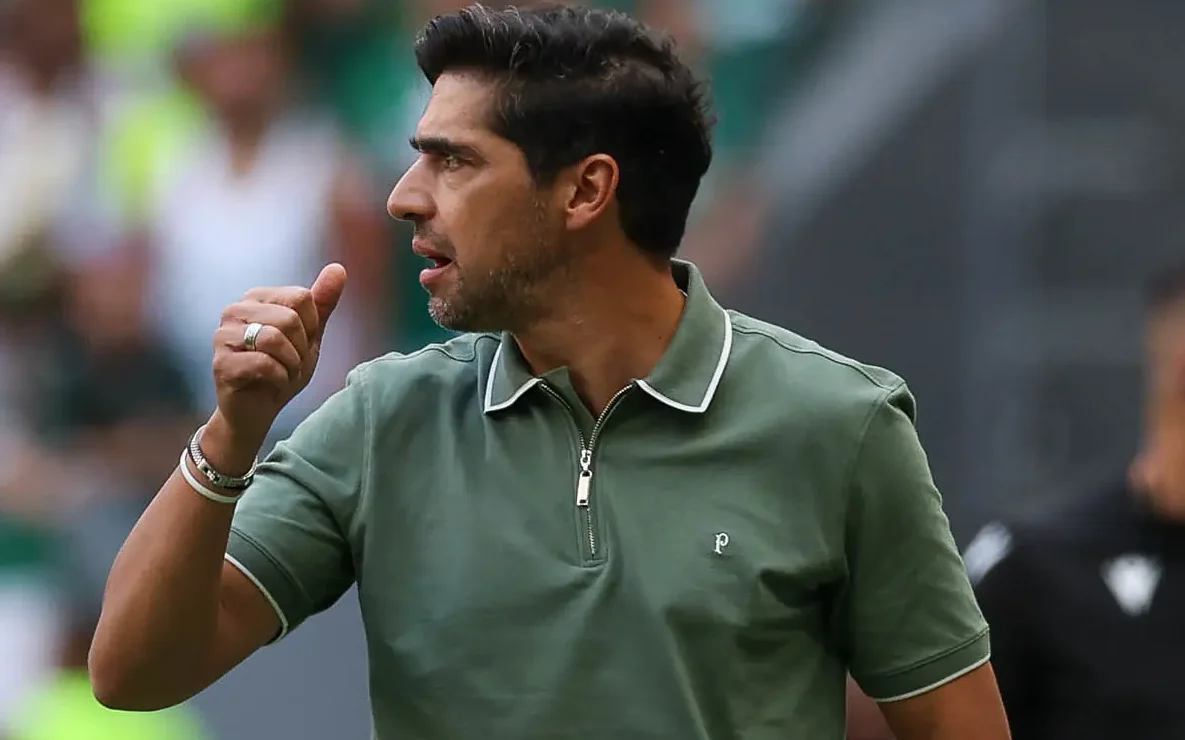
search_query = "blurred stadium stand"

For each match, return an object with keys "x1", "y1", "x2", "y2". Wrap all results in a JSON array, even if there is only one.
[{"x1": 738, "y1": 0, "x2": 1185, "y2": 542}]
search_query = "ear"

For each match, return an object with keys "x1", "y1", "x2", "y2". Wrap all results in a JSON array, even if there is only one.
[{"x1": 562, "y1": 154, "x2": 619, "y2": 232}]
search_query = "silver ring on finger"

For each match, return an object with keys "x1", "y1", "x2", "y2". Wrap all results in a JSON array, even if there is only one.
[{"x1": 242, "y1": 322, "x2": 265, "y2": 352}]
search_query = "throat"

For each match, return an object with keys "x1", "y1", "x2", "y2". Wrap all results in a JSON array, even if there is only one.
[{"x1": 515, "y1": 278, "x2": 686, "y2": 414}]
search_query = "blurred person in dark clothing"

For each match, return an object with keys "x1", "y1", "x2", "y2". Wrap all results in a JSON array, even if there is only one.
[
  {"x1": 0, "y1": 254, "x2": 198, "y2": 734},
  {"x1": 39, "y1": 254, "x2": 199, "y2": 497},
  {"x1": 952, "y1": 262, "x2": 1185, "y2": 740},
  {"x1": 36, "y1": 254, "x2": 197, "y2": 677}
]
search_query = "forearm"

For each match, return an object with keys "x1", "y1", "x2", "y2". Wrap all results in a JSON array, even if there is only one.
[{"x1": 90, "y1": 417, "x2": 262, "y2": 708}]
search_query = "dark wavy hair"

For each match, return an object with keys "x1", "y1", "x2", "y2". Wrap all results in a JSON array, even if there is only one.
[{"x1": 414, "y1": 3, "x2": 714, "y2": 260}]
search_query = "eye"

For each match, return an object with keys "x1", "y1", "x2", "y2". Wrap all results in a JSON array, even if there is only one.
[{"x1": 441, "y1": 154, "x2": 464, "y2": 171}]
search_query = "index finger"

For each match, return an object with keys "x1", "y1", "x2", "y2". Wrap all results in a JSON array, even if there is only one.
[{"x1": 244, "y1": 286, "x2": 320, "y2": 343}]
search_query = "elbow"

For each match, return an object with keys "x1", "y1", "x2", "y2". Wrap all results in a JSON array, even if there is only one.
[
  {"x1": 88, "y1": 642, "x2": 179, "y2": 712},
  {"x1": 88, "y1": 657, "x2": 144, "y2": 711},
  {"x1": 88, "y1": 668, "x2": 136, "y2": 711},
  {"x1": 90, "y1": 676, "x2": 137, "y2": 711}
]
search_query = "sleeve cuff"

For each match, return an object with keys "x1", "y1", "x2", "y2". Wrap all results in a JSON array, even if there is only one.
[
  {"x1": 225, "y1": 528, "x2": 309, "y2": 643},
  {"x1": 862, "y1": 629, "x2": 992, "y2": 702}
]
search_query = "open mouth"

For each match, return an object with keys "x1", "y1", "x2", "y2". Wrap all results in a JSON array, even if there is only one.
[
  {"x1": 412, "y1": 239, "x2": 454, "y2": 268},
  {"x1": 414, "y1": 243, "x2": 455, "y2": 286}
]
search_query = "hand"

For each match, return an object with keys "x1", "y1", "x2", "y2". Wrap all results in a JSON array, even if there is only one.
[{"x1": 206, "y1": 264, "x2": 348, "y2": 464}]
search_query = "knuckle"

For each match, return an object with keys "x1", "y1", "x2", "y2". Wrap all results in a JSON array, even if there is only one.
[
  {"x1": 288, "y1": 287, "x2": 314, "y2": 308},
  {"x1": 244, "y1": 353, "x2": 279, "y2": 382},
  {"x1": 214, "y1": 322, "x2": 241, "y2": 344},
  {"x1": 268, "y1": 287, "x2": 311, "y2": 311},
  {"x1": 211, "y1": 356, "x2": 243, "y2": 386},
  {"x1": 257, "y1": 332, "x2": 298, "y2": 365},
  {"x1": 275, "y1": 306, "x2": 304, "y2": 334},
  {"x1": 266, "y1": 327, "x2": 298, "y2": 355},
  {"x1": 220, "y1": 302, "x2": 244, "y2": 324},
  {"x1": 251, "y1": 326, "x2": 280, "y2": 353}
]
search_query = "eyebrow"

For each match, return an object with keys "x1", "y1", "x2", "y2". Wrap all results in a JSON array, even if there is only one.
[{"x1": 408, "y1": 136, "x2": 482, "y2": 161}]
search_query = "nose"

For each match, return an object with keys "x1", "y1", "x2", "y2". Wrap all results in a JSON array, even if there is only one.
[{"x1": 387, "y1": 163, "x2": 434, "y2": 223}]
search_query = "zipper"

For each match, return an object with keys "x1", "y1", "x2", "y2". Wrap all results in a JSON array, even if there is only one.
[{"x1": 542, "y1": 382, "x2": 633, "y2": 559}]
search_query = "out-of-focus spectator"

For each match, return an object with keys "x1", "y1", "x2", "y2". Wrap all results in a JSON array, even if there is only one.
[
  {"x1": 42, "y1": 255, "x2": 197, "y2": 495},
  {"x1": 0, "y1": 0, "x2": 96, "y2": 309},
  {"x1": 86, "y1": 1, "x2": 285, "y2": 236},
  {"x1": 957, "y1": 262, "x2": 1185, "y2": 740},
  {"x1": 116, "y1": 0, "x2": 389, "y2": 434},
  {"x1": 35, "y1": 253, "x2": 198, "y2": 596},
  {"x1": 82, "y1": 0, "x2": 259, "y2": 96}
]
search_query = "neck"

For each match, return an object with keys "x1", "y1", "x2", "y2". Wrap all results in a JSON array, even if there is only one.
[
  {"x1": 20, "y1": 59, "x2": 72, "y2": 97},
  {"x1": 514, "y1": 253, "x2": 685, "y2": 414},
  {"x1": 223, "y1": 111, "x2": 273, "y2": 175}
]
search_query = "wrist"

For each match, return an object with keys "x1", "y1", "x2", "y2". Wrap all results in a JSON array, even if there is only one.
[{"x1": 201, "y1": 411, "x2": 266, "y2": 477}]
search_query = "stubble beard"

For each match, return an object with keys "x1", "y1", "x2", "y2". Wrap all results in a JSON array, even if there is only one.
[{"x1": 427, "y1": 209, "x2": 569, "y2": 334}]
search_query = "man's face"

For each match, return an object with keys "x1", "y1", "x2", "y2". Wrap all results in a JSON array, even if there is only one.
[
  {"x1": 1135, "y1": 307, "x2": 1185, "y2": 516},
  {"x1": 9, "y1": 0, "x2": 82, "y2": 74},
  {"x1": 185, "y1": 30, "x2": 287, "y2": 120},
  {"x1": 387, "y1": 73, "x2": 570, "y2": 332}
]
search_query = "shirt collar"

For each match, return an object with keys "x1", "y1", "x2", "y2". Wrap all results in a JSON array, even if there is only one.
[{"x1": 483, "y1": 260, "x2": 734, "y2": 414}]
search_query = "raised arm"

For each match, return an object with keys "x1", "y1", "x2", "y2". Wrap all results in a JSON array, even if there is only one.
[{"x1": 90, "y1": 266, "x2": 354, "y2": 709}]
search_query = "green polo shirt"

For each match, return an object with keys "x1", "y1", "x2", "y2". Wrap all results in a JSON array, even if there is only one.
[{"x1": 226, "y1": 261, "x2": 988, "y2": 739}]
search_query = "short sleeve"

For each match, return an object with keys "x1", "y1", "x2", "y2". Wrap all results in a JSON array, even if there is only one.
[
  {"x1": 225, "y1": 366, "x2": 369, "y2": 641},
  {"x1": 841, "y1": 383, "x2": 990, "y2": 702}
]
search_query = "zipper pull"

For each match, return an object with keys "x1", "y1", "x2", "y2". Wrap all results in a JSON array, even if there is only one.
[{"x1": 576, "y1": 448, "x2": 592, "y2": 506}]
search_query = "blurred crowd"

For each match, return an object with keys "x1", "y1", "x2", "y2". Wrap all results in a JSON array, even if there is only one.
[{"x1": 0, "y1": 0, "x2": 837, "y2": 735}]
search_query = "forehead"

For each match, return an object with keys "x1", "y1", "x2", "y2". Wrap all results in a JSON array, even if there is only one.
[{"x1": 416, "y1": 72, "x2": 499, "y2": 141}]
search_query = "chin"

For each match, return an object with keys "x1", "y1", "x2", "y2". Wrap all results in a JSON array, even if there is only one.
[{"x1": 427, "y1": 298, "x2": 474, "y2": 332}]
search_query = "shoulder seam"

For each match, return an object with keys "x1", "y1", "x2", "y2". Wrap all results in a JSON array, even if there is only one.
[
  {"x1": 838, "y1": 380, "x2": 908, "y2": 517},
  {"x1": 366, "y1": 334, "x2": 498, "y2": 366},
  {"x1": 731, "y1": 322, "x2": 899, "y2": 391}
]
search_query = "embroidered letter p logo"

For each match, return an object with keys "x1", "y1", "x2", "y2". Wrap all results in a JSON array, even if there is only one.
[{"x1": 714, "y1": 532, "x2": 730, "y2": 555}]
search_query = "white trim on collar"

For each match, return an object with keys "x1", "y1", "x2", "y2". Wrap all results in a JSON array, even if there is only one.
[
  {"x1": 483, "y1": 343, "x2": 541, "y2": 413},
  {"x1": 635, "y1": 307, "x2": 733, "y2": 414},
  {"x1": 483, "y1": 306, "x2": 734, "y2": 415}
]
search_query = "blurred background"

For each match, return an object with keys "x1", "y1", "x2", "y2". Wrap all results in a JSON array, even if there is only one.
[{"x1": 0, "y1": 0, "x2": 1180, "y2": 737}]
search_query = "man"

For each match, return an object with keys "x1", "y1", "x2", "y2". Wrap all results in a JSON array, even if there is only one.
[
  {"x1": 89, "y1": 5, "x2": 1009, "y2": 739},
  {"x1": 953, "y1": 262, "x2": 1185, "y2": 740}
]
